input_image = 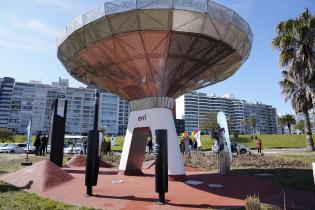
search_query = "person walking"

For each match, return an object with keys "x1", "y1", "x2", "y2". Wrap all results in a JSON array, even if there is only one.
[
  {"x1": 39, "y1": 134, "x2": 48, "y2": 155},
  {"x1": 193, "y1": 139, "x2": 198, "y2": 153},
  {"x1": 255, "y1": 136, "x2": 262, "y2": 154},
  {"x1": 34, "y1": 132, "x2": 41, "y2": 156},
  {"x1": 180, "y1": 138, "x2": 185, "y2": 155},
  {"x1": 83, "y1": 138, "x2": 87, "y2": 155},
  {"x1": 147, "y1": 137, "x2": 153, "y2": 154},
  {"x1": 188, "y1": 138, "x2": 193, "y2": 157}
]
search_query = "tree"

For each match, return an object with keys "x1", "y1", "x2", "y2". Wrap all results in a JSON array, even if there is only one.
[
  {"x1": 200, "y1": 112, "x2": 219, "y2": 138},
  {"x1": 282, "y1": 114, "x2": 296, "y2": 134},
  {"x1": 249, "y1": 116, "x2": 256, "y2": 136},
  {"x1": 272, "y1": 8, "x2": 315, "y2": 108},
  {"x1": 278, "y1": 116, "x2": 286, "y2": 134},
  {"x1": 241, "y1": 118, "x2": 249, "y2": 134},
  {"x1": 294, "y1": 120, "x2": 305, "y2": 133},
  {"x1": 279, "y1": 70, "x2": 314, "y2": 150},
  {"x1": 0, "y1": 128, "x2": 14, "y2": 143}
]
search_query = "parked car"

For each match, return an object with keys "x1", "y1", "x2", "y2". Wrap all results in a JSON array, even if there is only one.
[
  {"x1": 212, "y1": 141, "x2": 250, "y2": 154},
  {"x1": 231, "y1": 141, "x2": 250, "y2": 154},
  {"x1": 0, "y1": 143, "x2": 27, "y2": 154},
  {"x1": 64, "y1": 143, "x2": 84, "y2": 154},
  {"x1": 24, "y1": 145, "x2": 36, "y2": 154},
  {"x1": 0, "y1": 144, "x2": 8, "y2": 148}
]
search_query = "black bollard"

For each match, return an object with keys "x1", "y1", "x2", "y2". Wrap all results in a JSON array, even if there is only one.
[
  {"x1": 85, "y1": 130, "x2": 101, "y2": 196},
  {"x1": 155, "y1": 129, "x2": 168, "y2": 204},
  {"x1": 85, "y1": 89, "x2": 101, "y2": 196},
  {"x1": 49, "y1": 99, "x2": 67, "y2": 167}
]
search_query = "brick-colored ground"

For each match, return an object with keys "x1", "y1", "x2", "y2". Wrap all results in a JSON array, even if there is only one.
[{"x1": 1, "y1": 159, "x2": 285, "y2": 209}]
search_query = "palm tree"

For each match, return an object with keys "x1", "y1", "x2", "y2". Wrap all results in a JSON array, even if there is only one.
[
  {"x1": 282, "y1": 114, "x2": 296, "y2": 134},
  {"x1": 272, "y1": 8, "x2": 315, "y2": 107},
  {"x1": 278, "y1": 116, "x2": 286, "y2": 134},
  {"x1": 280, "y1": 71, "x2": 314, "y2": 150},
  {"x1": 241, "y1": 118, "x2": 248, "y2": 134},
  {"x1": 249, "y1": 116, "x2": 256, "y2": 136},
  {"x1": 200, "y1": 112, "x2": 218, "y2": 138}
]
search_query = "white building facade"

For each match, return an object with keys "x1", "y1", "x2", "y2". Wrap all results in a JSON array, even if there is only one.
[
  {"x1": 176, "y1": 92, "x2": 277, "y2": 134},
  {"x1": 0, "y1": 77, "x2": 129, "y2": 135}
]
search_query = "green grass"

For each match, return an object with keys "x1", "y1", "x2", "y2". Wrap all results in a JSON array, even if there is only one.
[
  {"x1": 3, "y1": 134, "x2": 314, "y2": 151},
  {"x1": 0, "y1": 181, "x2": 94, "y2": 210},
  {"x1": 270, "y1": 152, "x2": 315, "y2": 164},
  {"x1": 232, "y1": 134, "x2": 314, "y2": 149},
  {"x1": 0, "y1": 154, "x2": 96, "y2": 210},
  {"x1": 233, "y1": 167, "x2": 314, "y2": 192}
]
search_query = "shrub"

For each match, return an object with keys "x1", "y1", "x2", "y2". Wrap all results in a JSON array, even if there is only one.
[{"x1": 245, "y1": 195, "x2": 273, "y2": 210}]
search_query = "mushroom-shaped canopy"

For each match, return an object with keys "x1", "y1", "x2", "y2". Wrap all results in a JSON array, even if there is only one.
[{"x1": 57, "y1": 0, "x2": 253, "y2": 101}]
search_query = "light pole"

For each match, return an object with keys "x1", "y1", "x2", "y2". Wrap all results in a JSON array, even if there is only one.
[{"x1": 197, "y1": 90, "x2": 200, "y2": 131}]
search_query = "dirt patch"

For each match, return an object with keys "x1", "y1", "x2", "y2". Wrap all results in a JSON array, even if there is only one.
[
  {"x1": 1, "y1": 160, "x2": 73, "y2": 192},
  {"x1": 184, "y1": 153, "x2": 310, "y2": 170},
  {"x1": 66, "y1": 155, "x2": 114, "y2": 168}
]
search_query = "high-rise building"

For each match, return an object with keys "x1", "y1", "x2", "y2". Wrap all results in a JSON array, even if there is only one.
[
  {"x1": 176, "y1": 92, "x2": 277, "y2": 134},
  {"x1": 0, "y1": 77, "x2": 129, "y2": 135},
  {"x1": 0, "y1": 77, "x2": 15, "y2": 128}
]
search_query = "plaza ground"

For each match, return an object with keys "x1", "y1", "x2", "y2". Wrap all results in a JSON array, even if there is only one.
[{"x1": 0, "y1": 150, "x2": 315, "y2": 209}]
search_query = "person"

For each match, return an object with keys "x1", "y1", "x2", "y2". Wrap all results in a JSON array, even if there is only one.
[
  {"x1": 39, "y1": 134, "x2": 45, "y2": 155},
  {"x1": 193, "y1": 139, "x2": 198, "y2": 153},
  {"x1": 34, "y1": 132, "x2": 41, "y2": 155},
  {"x1": 255, "y1": 136, "x2": 262, "y2": 154},
  {"x1": 180, "y1": 138, "x2": 185, "y2": 155},
  {"x1": 147, "y1": 137, "x2": 153, "y2": 154},
  {"x1": 83, "y1": 137, "x2": 87, "y2": 155},
  {"x1": 188, "y1": 138, "x2": 193, "y2": 157},
  {"x1": 106, "y1": 139, "x2": 111, "y2": 155}
]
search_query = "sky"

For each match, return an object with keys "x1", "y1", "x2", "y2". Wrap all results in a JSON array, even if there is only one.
[{"x1": 0, "y1": 0, "x2": 314, "y2": 114}]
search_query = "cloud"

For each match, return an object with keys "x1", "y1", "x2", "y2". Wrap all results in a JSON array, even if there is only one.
[
  {"x1": 0, "y1": 15, "x2": 57, "y2": 52},
  {"x1": 32, "y1": 0, "x2": 74, "y2": 8},
  {"x1": 7, "y1": 16, "x2": 59, "y2": 38}
]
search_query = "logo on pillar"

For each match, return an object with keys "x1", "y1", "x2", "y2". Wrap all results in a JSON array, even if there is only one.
[{"x1": 138, "y1": 114, "x2": 147, "y2": 122}]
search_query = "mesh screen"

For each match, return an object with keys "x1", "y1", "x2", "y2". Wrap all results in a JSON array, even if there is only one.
[
  {"x1": 83, "y1": 4, "x2": 105, "y2": 25},
  {"x1": 67, "y1": 29, "x2": 86, "y2": 56},
  {"x1": 173, "y1": 11, "x2": 205, "y2": 34},
  {"x1": 66, "y1": 16, "x2": 83, "y2": 35},
  {"x1": 117, "y1": 33, "x2": 145, "y2": 58},
  {"x1": 109, "y1": 11, "x2": 139, "y2": 35},
  {"x1": 223, "y1": 25, "x2": 246, "y2": 50},
  {"x1": 84, "y1": 17, "x2": 112, "y2": 45},
  {"x1": 232, "y1": 12, "x2": 249, "y2": 34},
  {"x1": 173, "y1": 0, "x2": 207, "y2": 13},
  {"x1": 202, "y1": 15, "x2": 220, "y2": 40},
  {"x1": 170, "y1": 33, "x2": 196, "y2": 56},
  {"x1": 137, "y1": 0, "x2": 173, "y2": 9},
  {"x1": 105, "y1": 0, "x2": 137, "y2": 15},
  {"x1": 148, "y1": 57, "x2": 166, "y2": 81},
  {"x1": 139, "y1": 9, "x2": 171, "y2": 30},
  {"x1": 207, "y1": 1, "x2": 233, "y2": 22},
  {"x1": 209, "y1": 15, "x2": 229, "y2": 40},
  {"x1": 141, "y1": 31, "x2": 170, "y2": 55}
]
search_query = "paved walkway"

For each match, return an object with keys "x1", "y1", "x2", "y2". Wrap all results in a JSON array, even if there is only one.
[{"x1": 1, "y1": 160, "x2": 285, "y2": 210}]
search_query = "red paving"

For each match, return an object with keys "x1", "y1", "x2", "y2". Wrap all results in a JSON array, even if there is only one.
[{"x1": 0, "y1": 159, "x2": 293, "y2": 209}]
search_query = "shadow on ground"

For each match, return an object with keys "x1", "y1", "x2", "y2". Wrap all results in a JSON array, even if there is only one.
[{"x1": 232, "y1": 168, "x2": 314, "y2": 192}]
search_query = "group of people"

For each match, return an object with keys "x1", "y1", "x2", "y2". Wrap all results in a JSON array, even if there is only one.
[
  {"x1": 33, "y1": 132, "x2": 48, "y2": 156},
  {"x1": 180, "y1": 137, "x2": 198, "y2": 156}
]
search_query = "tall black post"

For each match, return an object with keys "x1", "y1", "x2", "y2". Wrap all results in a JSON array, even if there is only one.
[
  {"x1": 155, "y1": 129, "x2": 168, "y2": 204},
  {"x1": 85, "y1": 89, "x2": 101, "y2": 196},
  {"x1": 49, "y1": 99, "x2": 67, "y2": 167}
]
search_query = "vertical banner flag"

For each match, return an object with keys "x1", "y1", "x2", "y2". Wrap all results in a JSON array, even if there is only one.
[
  {"x1": 194, "y1": 130, "x2": 202, "y2": 147},
  {"x1": 26, "y1": 119, "x2": 32, "y2": 148}
]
